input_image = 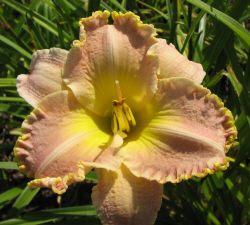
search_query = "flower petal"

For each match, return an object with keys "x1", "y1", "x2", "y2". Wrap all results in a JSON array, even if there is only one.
[
  {"x1": 155, "y1": 39, "x2": 206, "y2": 84},
  {"x1": 63, "y1": 11, "x2": 159, "y2": 117},
  {"x1": 14, "y1": 91, "x2": 125, "y2": 194},
  {"x1": 17, "y1": 48, "x2": 68, "y2": 107},
  {"x1": 123, "y1": 77, "x2": 237, "y2": 183},
  {"x1": 92, "y1": 164, "x2": 163, "y2": 225}
]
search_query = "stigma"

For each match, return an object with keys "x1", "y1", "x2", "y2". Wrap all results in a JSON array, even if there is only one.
[{"x1": 111, "y1": 81, "x2": 136, "y2": 133}]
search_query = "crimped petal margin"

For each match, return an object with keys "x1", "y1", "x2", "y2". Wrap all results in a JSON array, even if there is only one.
[
  {"x1": 14, "y1": 91, "x2": 124, "y2": 194},
  {"x1": 155, "y1": 39, "x2": 206, "y2": 84},
  {"x1": 92, "y1": 164, "x2": 163, "y2": 225},
  {"x1": 123, "y1": 77, "x2": 237, "y2": 183},
  {"x1": 78, "y1": 10, "x2": 110, "y2": 45},
  {"x1": 17, "y1": 48, "x2": 68, "y2": 107},
  {"x1": 63, "y1": 11, "x2": 159, "y2": 117},
  {"x1": 28, "y1": 172, "x2": 85, "y2": 195}
]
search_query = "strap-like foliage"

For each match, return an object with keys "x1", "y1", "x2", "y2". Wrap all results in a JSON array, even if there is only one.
[{"x1": 0, "y1": 1, "x2": 249, "y2": 224}]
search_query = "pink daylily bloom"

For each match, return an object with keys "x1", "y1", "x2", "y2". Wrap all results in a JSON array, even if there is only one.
[{"x1": 14, "y1": 11, "x2": 237, "y2": 225}]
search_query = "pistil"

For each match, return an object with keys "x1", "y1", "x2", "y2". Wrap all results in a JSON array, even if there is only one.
[
  {"x1": 115, "y1": 80, "x2": 123, "y2": 102},
  {"x1": 111, "y1": 81, "x2": 136, "y2": 133}
]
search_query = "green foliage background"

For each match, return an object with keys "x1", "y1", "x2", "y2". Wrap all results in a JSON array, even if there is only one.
[{"x1": 0, "y1": 0, "x2": 250, "y2": 224}]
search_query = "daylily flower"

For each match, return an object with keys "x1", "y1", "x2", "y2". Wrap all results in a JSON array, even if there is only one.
[{"x1": 14, "y1": 11, "x2": 237, "y2": 225}]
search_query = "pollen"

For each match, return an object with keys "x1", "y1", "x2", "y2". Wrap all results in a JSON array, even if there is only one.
[{"x1": 111, "y1": 81, "x2": 136, "y2": 133}]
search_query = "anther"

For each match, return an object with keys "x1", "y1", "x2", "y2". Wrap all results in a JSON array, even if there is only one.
[
  {"x1": 111, "y1": 111, "x2": 118, "y2": 133},
  {"x1": 111, "y1": 80, "x2": 136, "y2": 133},
  {"x1": 123, "y1": 103, "x2": 136, "y2": 126}
]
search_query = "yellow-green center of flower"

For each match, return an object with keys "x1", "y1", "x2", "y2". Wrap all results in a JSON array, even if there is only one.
[{"x1": 111, "y1": 81, "x2": 136, "y2": 133}]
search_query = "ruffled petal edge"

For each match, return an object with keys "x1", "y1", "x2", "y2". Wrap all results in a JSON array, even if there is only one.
[{"x1": 123, "y1": 78, "x2": 237, "y2": 184}]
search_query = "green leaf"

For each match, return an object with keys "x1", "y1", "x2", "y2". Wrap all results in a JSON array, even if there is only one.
[
  {"x1": 0, "y1": 183, "x2": 26, "y2": 210},
  {"x1": 137, "y1": 1, "x2": 168, "y2": 21},
  {"x1": 0, "y1": 206, "x2": 97, "y2": 225},
  {"x1": 0, "y1": 13, "x2": 32, "y2": 54},
  {"x1": 0, "y1": 162, "x2": 18, "y2": 170},
  {"x1": 87, "y1": 0, "x2": 101, "y2": 16},
  {"x1": 169, "y1": 0, "x2": 181, "y2": 44},
  {"x1": 0, "y1": 79, "x2": 16, "y2": 88},
  {"x1": 56, "y1": 20, "x2": 66, "y2": 49},
  {"x1": 0, "y1": 217, "x2": 101, "y2": 225},
  {"x1": 126, "y1": 0, "x2": 136, "y2": 11},
  {"x1": 26, "y1": 13, "x2": 48, "y2": 50},
  {"x1": 186, "y1": 0, "x2": 250, "y2": 47},
  {"x1": 166, "y1": 0, "x2": 173, "y2": 30},
  {"x1": 0, "y1": 97, "x2": 26, "y2": 103},
  {"x1": 1, "y1": 0, "x2": 71, "y2": 40},
  {"x1": 0, "y1": 144, "x2": 15, "y2": 151},
  {"x1": 54, "y1": 0, "x2": 72, "y2": 16},
  {"x1": 201, "y1": 0, "x2": 249, "y2": 72},
  {"x1": 204, "y1": 70, "x2": 223, "y2": 88},
  {"x1": 23, "y1": 205, "x2": 97, "y2": 218},
  {"x1": 0, "y1": 35, "x2": 32, "y2": 59},
  {"x1": 85, "y1": 170, "x2": 98, "y2": 182},
  {"x1": 4, "y1": 186, "x2": 40, "y2": 220},
  {"x1": 223, "y1": 67, "x2": 250, "y2": 119},
  {"x1": 108, "y1": 0, "x2": 127, "y2": 13},
  {"x1": 45, "y1": 217, "x2": 102, "y2": 225},
  {"x1": 207, "y1": 175, "x2": 234, "y2": 224},
  {"x1": 100, "y1": 1, "x2": 114, "y2": 12},
  {"x1": 0, "y1": 103, "x2": 30, "y2": 119}
]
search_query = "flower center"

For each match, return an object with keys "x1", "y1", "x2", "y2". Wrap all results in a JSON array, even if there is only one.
[{"x1": 111, "y1": 81, "x2": 136, "y2": 133}]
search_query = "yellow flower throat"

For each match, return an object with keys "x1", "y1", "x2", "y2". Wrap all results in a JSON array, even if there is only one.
[{"x1": 111, "y1": 81, "x2": 136, "y2": 133}]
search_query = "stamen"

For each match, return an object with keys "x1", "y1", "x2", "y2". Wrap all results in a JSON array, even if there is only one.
[
  {"x1": 123, "y1": 103, "x2": 136, "y2": 126},
  {"x1": 112, "y1": 80, "x2": 136, "y2": 133},
  {"x1": 120, "y1": 106, "x2": 130, "y2": 132},
  {"x1": 114, "y1": 107, "x2": 125, "y2": 131},
  {"x1": 115, "y1": 80, "x2": 123, "y2": 102},
  {"x1": 111, "y1": 111, "x2": 118, "y2": 133}
]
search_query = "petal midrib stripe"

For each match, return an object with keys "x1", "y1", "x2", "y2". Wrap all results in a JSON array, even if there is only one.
[
  {"x1": 137, "y1": 124, "x2": 225, "y2": 153},
  {"x1": 36, "y1": 129, "x2": 98, "y2": 177}
]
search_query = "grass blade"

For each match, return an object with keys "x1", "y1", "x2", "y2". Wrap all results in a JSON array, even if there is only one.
[
  {"x1": 0, "y1": 35, "x2": 32, "y2": 59},
  {"x1": 87, "y1": 0, "x2": 101, "y2": 16},
  {"x1": 0, "y1": 103, "x2": 30, "y2": 119},
  {"x1": 108, "y1": 0, "x2": 127, "y2": 13},
  {"x1": 4, "y1": 186, "x2": 40, "y2": 220},
  {"x1": 85, "y1": 171, "x2": 98, "y2": 182},
  {"x1": 186, "y1": 0, "x2": 250, "y2": 47},
  {"x1": 0, "y1": 97, "x2": 26, "y2": 103},
  {"x1": 0, "y1": 162, "x2": 18, "y2": 170},
  {"x1": 0, "y1": 183, "x2": 26, "y2": 210},
  {"x1": 0, "y1": 206, "x2": 97, "y2": 225},
  {"x1": 1, "y1": 0, "x2": 71, "y2": 40},
  {"x1": 202, "y1": 0, "x2": 250, "y2": 72},
  {"x1": 180, "y1": 0, "x2": 213, "y2": 55}
]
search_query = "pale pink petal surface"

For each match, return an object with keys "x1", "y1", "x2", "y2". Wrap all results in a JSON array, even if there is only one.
[
  {"x1": 156, "y1": 39, "x2": 206, "y2": 84},
  {"x1": 123, "y1": 77, "x2": 237, "y2": 183},
  {"x1": 92, "y1": 164, "x2": 163, "y2": 225},
  {"x1": 14, "y1": 91, "x2": 125, "y2": 194},
  {"x1": 17, "y1": 48, "x2": 68, "y2": 107},
  {"x1": 14, "y1": 10, "x2": 238, "y2": 225},
  {"x1": 63, "y1": 11, "x2": 159, "y2": 117}
]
